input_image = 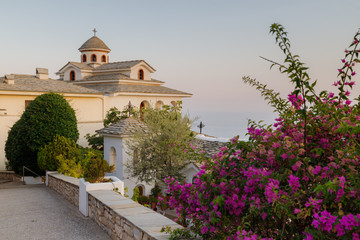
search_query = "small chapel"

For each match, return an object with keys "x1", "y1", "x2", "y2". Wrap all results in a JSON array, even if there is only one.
[{"x1": 0, "y1": 30, "x2": 192, "y2": 170}]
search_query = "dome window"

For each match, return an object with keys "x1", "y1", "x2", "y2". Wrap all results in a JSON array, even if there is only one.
[
  {"x1": 138, "y1": 69, "x2": 144, "y2": 80},
  {"x1": 82, "y1": 54, "x2": 87, "y2": 62},
  {"x1": 101, "y1": 55, "x2": 106, "y2": 63},
  {"x1": 91, "y1": 54, "x2": 97, "y2": 62},
  {"x1": 70, "y1": 71, "x2": 75, "y2": 81}
]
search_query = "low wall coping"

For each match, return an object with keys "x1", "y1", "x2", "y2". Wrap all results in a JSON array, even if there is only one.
[
  {"x1": 89, "y1": 190, "x2": 181, "y2": 239},
  {"x1": 47, "y1": 172, "x2": 79, "y2": 186},
  {"x1": 0, "y1": 170, "x2": 16, "y2": 173}
]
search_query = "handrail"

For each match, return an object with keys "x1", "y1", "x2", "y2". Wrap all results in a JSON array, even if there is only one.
[{"x1": 22, "y1": 166, "x2": 44, "y2": 184}]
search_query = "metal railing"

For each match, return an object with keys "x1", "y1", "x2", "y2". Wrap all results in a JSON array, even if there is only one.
[{"x1": 22, "y1": 166, "x2": 45, "y2": 185}]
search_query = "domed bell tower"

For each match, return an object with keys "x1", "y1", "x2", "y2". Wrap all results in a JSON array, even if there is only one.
[{"x1": 79, "y1": 28, "x2": 111, "y2": 66}]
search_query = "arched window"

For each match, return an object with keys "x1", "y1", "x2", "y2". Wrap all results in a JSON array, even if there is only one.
[
  {"x1": 91, "y1": 54, "x2": 97, "y2": 62},
  {"x1": 140, "y1": 100, "x2": 149, "y2": 119},
  {"x1": 70, "y1": 71, "x2": 75, "y2": 81},
  {"x1": 82, "y1": 54, "x2": 87, "y2": 62},
  {"x1": 171, "y1": 101, "x2": 177, "y2": 107},
  {"x1": 101, "y1": 55, "x2": 106, "y2": 63},
  {"x1": 155, "y1": 101, "x2": 164, "y2": 109},
  {"x1": 110, "y1": 147, "x2": 117, "y2": 171},
  {"x1": 138, "y1": 69, "x2": 144, "y2": 80}
]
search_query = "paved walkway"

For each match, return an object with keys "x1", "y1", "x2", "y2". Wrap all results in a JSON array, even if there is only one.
[{"x1": 0, "y1": 182, "x2": 110, "y2": 240}]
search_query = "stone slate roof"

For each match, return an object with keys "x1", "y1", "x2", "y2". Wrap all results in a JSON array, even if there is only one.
[
  {"x1": 77, "y1": 73, "x2": 163, "y2": 83},
  {"x1": 96, "y1": 117, "x2": 145, "y2": 136},
  {"x1": 79, "y1": 36, "x2": 110, "y2": 52},
  {"x1": 0, "y1": 74, "x2": 100, "y2": 94},
  {"x1": 95, "y1": 60, "x2": 143, "y2": 71},
  {"x1": 82, "y1": 73, "x2": 130, "y2": 81},
  {"x1": 69, "y1": 62, "x2": 94, "y2": 70},
  {"x1": 191, "y1": 138, "x2": 228, "y2": 158},
  {"x1": 36, "y1": 68, "x2": 48, "y2": 74},
  {"x1": 80, "y1": 83, "x2": 192, "y2": 96}
]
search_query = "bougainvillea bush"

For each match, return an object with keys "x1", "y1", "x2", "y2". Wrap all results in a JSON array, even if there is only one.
[{"x1": 164, "y1": 24, "x2": 360, "y2": 239}]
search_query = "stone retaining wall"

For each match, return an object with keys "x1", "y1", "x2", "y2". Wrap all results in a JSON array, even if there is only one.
[
  {"x1": 0, "y1": 170, "x2": 21, "y2": 182},
  {"x1": 47, "y1": 172, "x2": 79, "y2": 207},
  {"x1": 47, "y1": 172, "x2": 180, "y2": 240}
]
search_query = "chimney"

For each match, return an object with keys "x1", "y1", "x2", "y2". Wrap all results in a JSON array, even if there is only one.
[
  {"x1": 36, "y1": 68, "x2": 49, "y2": 80},
  {"x1": 4, "y1": 74, "x2": 14, "y2": 85}
]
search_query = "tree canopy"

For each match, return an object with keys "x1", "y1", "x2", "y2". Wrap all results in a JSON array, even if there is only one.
[
  {"x1": 5, "y1": 93, "x2": 78, "y2": 174},
  {"x1": 126, "y1": 104, "x2": 195, "y2": 184}
]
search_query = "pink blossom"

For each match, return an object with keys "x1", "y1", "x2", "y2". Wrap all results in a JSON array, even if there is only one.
[
  {"x1": 288, "y1": 175, "x2": 300, "y2": 191},
  {"x1": 351, "y1": 71, "x2": 356, "y2": 76},
  {"x1": 294, "y1": 208, "x2": 301, "y2": 214},
  {"x1": 345, "y1": 99, "x2": 352, "y2": 105}
]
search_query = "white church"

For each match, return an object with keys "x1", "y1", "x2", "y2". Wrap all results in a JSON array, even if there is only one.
[{"x1": 0, "y1": 31, "x2": 192, "y2": 171}]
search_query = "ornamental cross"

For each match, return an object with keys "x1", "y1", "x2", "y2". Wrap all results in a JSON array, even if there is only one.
[
  {"x1": 197, "y1": 121, "x2": 205, "y2": 134},
  {"x1": 92, "y1": 28, "x2": 97, "y2": 36},
  {"x1": 126, "y1": 101, "x2": 133, "y2": 117}
]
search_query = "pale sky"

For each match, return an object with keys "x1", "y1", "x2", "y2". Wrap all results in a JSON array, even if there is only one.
[{"x1": 1, "y1": 0, "x2": 359, "y2": 137}]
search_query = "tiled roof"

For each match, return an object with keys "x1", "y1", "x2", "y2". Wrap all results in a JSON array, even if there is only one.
[
  {"x1": 0, "y1": 74, "x2": 100, "y2": 94},
  {"x1": 80, "y1": 83, "x2": 192, "y2": 96},
  {"x1": 79, "y1": 36, "x2": 110, "y2": 52},
  {"x1": 95, "y1": 60, "x2": 143, "y2": 71},
  {"x1": 96, "y1": 117, "x2": 145, "y2": 136}
]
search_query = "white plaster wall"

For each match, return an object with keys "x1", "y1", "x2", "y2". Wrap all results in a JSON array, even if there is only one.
[
  {"x1": 104, "y1": 95, "x2": 183, "y2": 116},
  {"x1": 103, "y1": 136, "x2": 153, "y2": 197},
  {"x1": 80, "y1": 51, "x2": 108, "y2": 64},
  {"x1": 130, "y1": 64, "x2": 152, "y2": 80},
  {"x1": 63, "y1": 67, "x2": 82, "y2": 81},
  {"x1": 183, "y1": 167, "x2": 199, "y2": 184}
]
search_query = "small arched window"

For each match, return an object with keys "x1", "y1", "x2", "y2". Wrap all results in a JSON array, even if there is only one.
[
  {"x1": 110, "y1": 147, "x2": 117, "y2": 171},
  {"x1": 70, "y1": 71, "x2": 75, "y2": 81},
  {"x1": 138, "y1": 69, "x2": 144, "y2": 80},
  {"x1": 101, "y1": 55, "x2": 106, "y2": 63},
  {"x1": 155, "y1": 101, "x2": 164, "y2": 109},
  {"x1": 91, "y1": 54, "x2": 97, "y2": 62},
  {"x1": 82, "y1": 54, "x2": 87, "y2": 62}
]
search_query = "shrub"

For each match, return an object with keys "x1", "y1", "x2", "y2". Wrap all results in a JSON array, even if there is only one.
[
  {"x1": 37, "y1": 135, "x2": 79, "y2": 171},
  {"x1": 5, "y1": 93, "x2": 79, "y2": 174},
  {"x1": 82, "y1": 149, "x2": 114, "y2": 183},
  {"x1": 165, "y1": 24, "x2": 360, "y2": 239}
]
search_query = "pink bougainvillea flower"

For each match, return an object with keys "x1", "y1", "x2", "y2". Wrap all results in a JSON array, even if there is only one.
[
  {"x1": 294, "y1": 208, "x2": 301, "y2": 214},
  {"x1": 341, "y1": 59, "x2": 346, "y2": 63},
  {"x1": 345, "y1": 99, "x2": 352, "y2": 105},
  {"x1": 351, "y1": 71, "x2": 356, "y2": 76}
]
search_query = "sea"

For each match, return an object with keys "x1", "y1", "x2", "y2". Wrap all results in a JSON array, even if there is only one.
[{"x1": 187, "y1": 111, "x2": 278, "y2": 140}]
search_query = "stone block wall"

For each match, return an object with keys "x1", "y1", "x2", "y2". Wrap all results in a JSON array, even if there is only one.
[
  {"x1": 47, "y1": 172, "x2": 79, "y2": 207},
  {"x1": 0, "y1": 170, "x2": 21, "y2": 182},
  {"x1": 47, "y1": 172, "x2": 181, "y2": 240}
]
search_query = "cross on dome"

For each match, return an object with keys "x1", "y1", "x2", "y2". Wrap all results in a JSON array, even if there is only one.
[{"x1": 93, "y1": 28, "x2": 97, "y2": 36}]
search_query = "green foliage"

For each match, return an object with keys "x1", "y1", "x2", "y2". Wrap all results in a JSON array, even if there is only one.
[
  {"x1": 151, "y1": 184, "x2": 162, "y2": 197},
  {"x1": 83, "y1": 149, "x2": 114, "y2": 183},
  {"x1": 37, "y1": 135, "x2": 79, "y2": 171},
  {"x1": 161, "y1": 226, "x2": 200, "y2": 240},
  {"x1": 126, "y1": 103, "x2": 195, "y2": 184},
  {"x1": 131, "y1": 187, "x2": 140, "y2": 202},
  {"x1": 5, "y1": 93, "x2": 78, "y2": 174},
  {"x1": 57, "y1": 154, "x2": 83, "y2": 179}
]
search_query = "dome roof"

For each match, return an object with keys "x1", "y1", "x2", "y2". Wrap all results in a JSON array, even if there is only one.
[{"x1": 79, "y1": 36, "x2": 110, "y2": 52}]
